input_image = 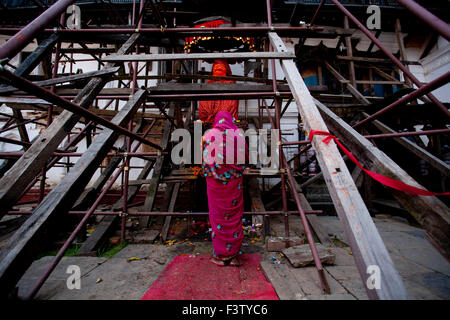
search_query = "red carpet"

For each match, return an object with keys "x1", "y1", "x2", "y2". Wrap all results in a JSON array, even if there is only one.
[{"x1": 141, "y1": 254, "x2": 279, "y2": 300}]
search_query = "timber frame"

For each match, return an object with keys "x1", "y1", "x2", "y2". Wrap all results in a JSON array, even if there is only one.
[{"x1": 0, "y1": 0, "x2": 448, "y2": 300}]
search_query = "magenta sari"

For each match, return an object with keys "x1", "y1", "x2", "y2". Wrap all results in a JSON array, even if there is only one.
[{"x1": 202, "y1": 111, "x2": 247, "y2": 261}]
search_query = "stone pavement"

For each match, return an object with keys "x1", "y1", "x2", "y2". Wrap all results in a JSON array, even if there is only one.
[{"x1": 15, "y1": 216, "x2": 450, "y2": 299}]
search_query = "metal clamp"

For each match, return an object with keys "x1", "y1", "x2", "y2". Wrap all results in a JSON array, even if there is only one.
[{"x1": 118, "y1": 211, "x2": 128, "y2": 218}]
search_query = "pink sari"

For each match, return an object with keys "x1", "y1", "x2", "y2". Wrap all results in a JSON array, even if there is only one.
[{"x1": 202, "y1": 111, "x2": 247, "y2": 261}]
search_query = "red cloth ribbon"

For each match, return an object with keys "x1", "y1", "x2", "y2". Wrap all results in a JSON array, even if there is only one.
[{"x1": 309, "y1": 130, "x2": 450, "y2": 196}]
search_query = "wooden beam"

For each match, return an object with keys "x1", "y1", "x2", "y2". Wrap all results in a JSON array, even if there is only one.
[
  {"x1": 150, "y1": 82, "x2": 292, "y2": 93},
  {"x1": 344, "y1": 16, "x2": 356, "y2": 88},
  {"x1": 370, "y1": 65, "x2": 401, "y2": 83},
  {"x1": 161, "y1": 102, "x2": 191, "y2": 242},
  {"x1": 71, "y1": 120, "x2": 145, "y2": 211},
  {"x1": 77, "y1": 159, "x2": 155, "y2": 255},
  {"x1": 291, "y1": 179, "x2": 332, "y2": 247},
  {"x1": 324, "y1": 61, "x2": 370, "y2": 105},
  {"x1": 336, "y1": 55, "x2": 421, "y2": 65},
  {"x1": 327, "y1": 63, "x2": 449, "y2": 178},
  {"x1": 0, "y1": 67, "x2": 120, "y2": 94},
  {"x1": 160, "y1": 183, "x2": 179, "y2": 242},
  {"x1": 364, "y1": 114, "x2": 450, "y2": 177},
  {"x1": 102, "y1": 51, "x2": 296, "y2": 62},
  {"x1": 315, "y1": 99, "x2": 450, "y2": 261},
  {"x1": 269, "y1": 32, "x2": 407, "y2": 299},
  {"x1": 395, "y1": 18, "x2": 412, "y2": 87},
  {"x1": 140, "y1": 104, "x2": 175, "y2": 227},
  {"x1": 0, "y1": 89, "x2": 147, "y2": 297},
  {"x1": 3, "y1": 34, "x2": 60, "y2": 148},
  {"x1": 355, "y1": 80, "x2": 403, "y2": 85},
  {"x1": 0, "y1": 33, "x2": 141, "y2": 220},
  {"x1": 247, "y1": 176, "x2": 269, "y2": 238}
]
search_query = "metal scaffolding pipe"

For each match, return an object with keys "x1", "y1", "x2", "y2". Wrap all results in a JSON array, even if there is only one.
[
  {"x1": 396, "y1": 0, "x2": 450, "y2": 42},
  {"x1": 0, "y1": 0, "x2": 75, "y2": 59}
]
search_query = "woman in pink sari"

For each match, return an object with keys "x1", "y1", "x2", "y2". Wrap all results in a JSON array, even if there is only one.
[{"x1": 202, "y1": 111, "x2": 247, "y2": 266}]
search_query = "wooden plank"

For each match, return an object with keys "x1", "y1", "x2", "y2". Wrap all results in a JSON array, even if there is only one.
[
  {"x1": 365, "y1": 114, "x2": 450, "y2": 178},
  {"x1": 0, "y1": 67, "x2": 120, "y2": 94},
  {"x1": 150, "y1": 82, "x2": 292, "y2": 93},
  {"x1": 260, "y1": 261, "x2": 304, "y2": 300},
  {"x1": 355, "y1": 80, "x2": 403, "y2": 85},
  {"x1": 102, "y1": 51, "x2": 296, "y2": 62},
  {"x1": 370, "y1": 65, "x2": 403, "y2": 83},
  {"x1": 323, "y1": 61, "x2": 370, "y2": 105},
  {"x1": 336, "y1": 55, "x2": 421, "y2": 65},
  {"x1": 269, "y1": 32, "x2": 408, "y2": 299},
  {"x1": 343, "y1": 16, "x2": 356, "y2": 88},
  {"x1": 0, "y1": 89, "x2": 147, "y2": 297},
  {"x1": 77, "y1": 160, "x2": 155, "y2": 255},
  {"x1": 395, "y1": 19, "x2": 412, "y2": 87},
  {"x1": 1, "y1": 103, "x2": 165, "y2": 119},
  {"x1": 0, "y1": 33, "x2": 141, "y2": 220},
  {"x1": 160, "y1": 183, "x2": 177, "y2": 242},
  {"x1": 315, "y1": 99, "x2": 450, "y2": 261},
  {"x1": 326, "y1": 63, "x2": 449, "y2": 178},
  {"x1": 247, "y1": 176, "x2": 269, "y2": 238},
  {"x1": 291, "y1": 179, "x2": 332, "y2": 247},
  {"x1": 3, "y1": 34, "x2": 60, "y2": 148},
  {"x1": 72, "y1": 121, "x2": 145, "y2": 211},
  {"x1": 140, "y1": 104, "x2": 175, "y2": 227},
  {"x1": 14, "y1": 34, "x2": 60, "y2": 76}
]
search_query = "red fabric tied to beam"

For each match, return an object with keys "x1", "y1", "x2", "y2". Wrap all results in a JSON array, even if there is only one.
[
  {"x1": 198, "y1": 59, "x2": 239, "y2": 124},
  {"x1": 309, "y1": 130, "x2": 450, "y2": 196}
]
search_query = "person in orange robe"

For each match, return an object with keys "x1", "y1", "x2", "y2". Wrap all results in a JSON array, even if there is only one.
[{"x1": 198, "y1": 59, "x2": 239, "y2": 124}]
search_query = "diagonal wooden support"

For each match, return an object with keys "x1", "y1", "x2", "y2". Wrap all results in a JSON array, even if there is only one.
[
  {"x1": 1, "y1": 34, "x2": 60, "y2": 148},
  {"x1": 316, "y1": 99, "x2": 450, "y2": 260},
  {"x1": 324, "y1": 61, "x2": 450, "y2": 178},
  {"x1": 0, "y1": 33, "x2": 141, "y2": 220},
  {"x1": 364, "y1": 114, "x2": 450, "y2": 178},
  {"x1": 140, "y1": 104, "x2": 175, "y2": 227},
  {"x1": 268, "y1": 32, "x2": 407, "y2": 299},
  {"x1": 77, "y1": 160, "x2": 155, "y2": 256},
  {"x1": 0, "y1": 67, "x2": 120, "y2": 94},
  {"x1": 247, "y1": 176, "x2": 269, "y2": 238},
  {"x1": 0, "y1": 89, "x2": 147, "y2": 297},
  {"x1": 160, "y1": 183, "x2": 177, "y2": 242},
  {"x1": 290, "y1": 179, "x2": 332, "y2": 247}
]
